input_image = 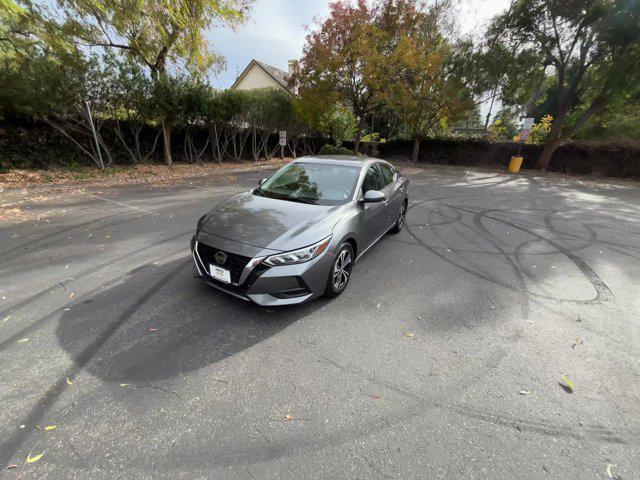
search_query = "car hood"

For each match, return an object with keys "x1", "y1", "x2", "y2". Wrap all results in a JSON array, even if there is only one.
[{"x1": 199, "y1": 191, "x2": 345, "y2": 251}]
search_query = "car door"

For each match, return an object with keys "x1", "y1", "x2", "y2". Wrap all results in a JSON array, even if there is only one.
[
  {"x1": 378, "y1": 162, "x2": 403, "y2": 227},
  {"x1": 361, "y1": 164, "x2": 388, "y2": 249}
]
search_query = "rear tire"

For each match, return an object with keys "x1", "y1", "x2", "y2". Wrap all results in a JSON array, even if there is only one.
[
  {"x1": 390, "y1": 201, "x2": 407, "y2": 233},
  {"x1": 323, "y1": 243, "x2": 354, "y2": 298}
]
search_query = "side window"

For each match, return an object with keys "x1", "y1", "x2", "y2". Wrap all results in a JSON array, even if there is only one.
[
  {"x1": 361, "y1": 165, "x2": 385, "y2": 194},
  {"x1": 378, "y1": 163, "x2": 395, "y2": 187}
]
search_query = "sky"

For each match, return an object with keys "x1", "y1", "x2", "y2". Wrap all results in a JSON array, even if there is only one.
[{"x1": 206, "y1": 0, "x2": 512, "y2": 89}]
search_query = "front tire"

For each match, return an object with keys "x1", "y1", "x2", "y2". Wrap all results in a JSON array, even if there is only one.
[
  {"x1": 323, "y1": 243, "x2": 354, "y2": 298},
  {"x1": 390, "y1": 201, "x2": 407, "y2": 233}
]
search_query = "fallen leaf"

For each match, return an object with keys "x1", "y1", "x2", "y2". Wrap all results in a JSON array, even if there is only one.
[
  {"x1": 572, "y1": 337, "x2": 584, "y2": 349},
  {"x1": 66, "y1": 378, "x2": 74, "y2": 385},
  {"x1": 606, "y1": 464, "x2": 620, "y2": 479},
  {"x1": 148, "y1": 327, "x2": 158, "y2": 332},
  {"x1": 372, "y1": 395, "x2": 380, "y2": 400},
  {"x1": 519, "y1": 389, "x2": 531, "y2": 396},
  {"x1": 44, "y1": 425, "x2": 57, "y2": 431},
  {"x1": 284, "y1": 414, "x2": 293, "y2": 421},
  {"x1": 120, "y1": 383, "x2": 130, "y2": 387},
  {"x1": 3, "y1": 465, "x2": 18, "y2": 470},
  {"x1": 559, "y1": 375, "x2": 575, "y2": 393},
  {"x1": 26, "y1": 452, "x2": 45, "y2": 463},
  {"x1": 17, "y1": 338, "x2": 29, "y2": 343},
  {"x1": 68, "y1": 292, "x2": 75, "y2": 299},
  {"x1": 487, "y1": 297, "x2": 496, "y2": 310},
  {"x1": 403, "y1": 332, "x2": 415, "y2": 338},
  {"x1": 376, "y1": 303, "x2": 381, "y2": 308}
]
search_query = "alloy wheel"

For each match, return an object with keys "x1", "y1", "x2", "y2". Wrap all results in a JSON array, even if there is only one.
[
  {"x1": 333, "y1": 249, "x2": 352, "y2": 290},
  {"x1": 398, "y1": 203, "x2": 407, "y2": 229}
]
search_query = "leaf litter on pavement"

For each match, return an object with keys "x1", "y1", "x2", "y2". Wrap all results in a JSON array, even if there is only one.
[{"x1": 559, "y1": 375, "x2": 575, "y2": 393}]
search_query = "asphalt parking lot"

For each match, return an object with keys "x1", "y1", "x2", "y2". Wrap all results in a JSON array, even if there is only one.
[{"x1": 1, "y1": 164, "x2": 639, "y2": 479}]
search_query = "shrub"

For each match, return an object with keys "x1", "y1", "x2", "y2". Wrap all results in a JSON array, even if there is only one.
[{"x1": 319, "y1": 144, "x2": 353, "y2": 155}]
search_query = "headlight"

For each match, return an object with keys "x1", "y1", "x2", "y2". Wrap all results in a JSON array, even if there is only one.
[{"x1": 263, "y1": 236, "x2": 332, "y2": 267}]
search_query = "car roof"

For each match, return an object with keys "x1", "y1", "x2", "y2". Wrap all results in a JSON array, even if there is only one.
[{"x1": 293, "y1": 155, "x2": 378, "y2": 167}]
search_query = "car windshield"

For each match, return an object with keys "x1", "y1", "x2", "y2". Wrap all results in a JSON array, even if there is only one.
[{"x1": 254, "y1": 162, "x2": 361, "y2": 206}]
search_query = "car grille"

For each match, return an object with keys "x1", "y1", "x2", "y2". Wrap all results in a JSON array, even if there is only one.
[{"x1": 196, "y1": 242, "x2": 251, "y2": 285}]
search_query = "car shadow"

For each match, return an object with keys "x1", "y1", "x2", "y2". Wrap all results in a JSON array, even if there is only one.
[{"x1": 55, "y1": 256, "x2": 326, "y2": 384}]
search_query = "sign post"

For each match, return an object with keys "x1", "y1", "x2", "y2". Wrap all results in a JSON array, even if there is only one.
[
  {"x1": 520, "y1": 117, "x2": 534, "y2": 143},
  {"x1": 279, "y1": 131, "x2": 287, "y2": 159}
]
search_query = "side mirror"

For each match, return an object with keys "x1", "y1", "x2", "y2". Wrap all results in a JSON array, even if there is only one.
[
  {"x1": 363, "y1": 190, "x2": 386, "y2": 203},
  {"x1": 259, "y1": 178, "x2": 267, "y2": 186}
]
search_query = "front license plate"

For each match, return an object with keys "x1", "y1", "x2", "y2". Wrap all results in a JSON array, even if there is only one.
[{"x1": 209, "y1": 264, "x2": 231, "y2": 284}]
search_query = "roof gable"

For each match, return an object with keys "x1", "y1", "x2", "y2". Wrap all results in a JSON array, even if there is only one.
[{"x1": 230, "y1": 59, "x2": 291, "y2": 92}]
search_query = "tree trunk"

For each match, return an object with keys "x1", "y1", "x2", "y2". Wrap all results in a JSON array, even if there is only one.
[
  {"x1": 353, "y1": 117, "x2": 365, "y2": 155},
  {"x1": 162, "y1": 118, "x2": 173, "y2": 166},
  {"x1": 412, "y1": 137, "x2": 421, "y2": 163},
  {"x1": 537, "y1": 138, "x2": 562, "y2": 170},
  {"x1": 96, "y1": 129, "x2": 113, "y2": 167},
  {"x1": 483, "y1": 85, "x2": 498, "y2": 131}
]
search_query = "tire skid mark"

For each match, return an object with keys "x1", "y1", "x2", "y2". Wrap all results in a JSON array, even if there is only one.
[
  {"x1": 0, "y1": 259, "x2": 190, "y2": 467},
  {"x1": 0, "y1": 231, "x2": 191, "y2": 352},
  {"x1": 461, "y1": 206, "x2": 614, "y2": 303},
  {"x1": 0, "y1": 198, "x2": 206, "y2": 271},
  {"x1": 304, "y1": 347, "x2": 636, "y2": 447},
  {"x1": 405, "y1": 190, "x2": 615, "y2": 304},
  {"x1": 418, "y1": 200, "x2": 531, "y2": 319},
  {"x1": 0, "y1": 211, "x2": 125, "y2": 259}
]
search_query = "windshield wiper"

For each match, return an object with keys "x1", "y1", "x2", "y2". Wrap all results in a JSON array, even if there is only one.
[
  {"x1": 255, "y1": 189, "x2": 318, "y2": 204},
  {"x1": 288, "y1": 197, "x2": 318, "y2": 205}
]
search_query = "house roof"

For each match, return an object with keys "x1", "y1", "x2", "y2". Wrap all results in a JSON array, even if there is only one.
[{"x1": 230, "y1": 59, "x2": 290, "y2": 92}]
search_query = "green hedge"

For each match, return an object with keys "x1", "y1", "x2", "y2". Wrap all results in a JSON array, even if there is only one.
[{"x1": 344, "y1": 138, "x2": 640, "y2": 178}]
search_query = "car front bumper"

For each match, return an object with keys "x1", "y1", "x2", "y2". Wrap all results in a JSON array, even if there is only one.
[{"x1": 191, "y1": 233, "x2": 335, "y2": 306}]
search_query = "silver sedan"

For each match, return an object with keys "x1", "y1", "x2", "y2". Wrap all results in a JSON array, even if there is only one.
[{"x1": 191, "y1": 155, "x2": 409, "y2": 306}]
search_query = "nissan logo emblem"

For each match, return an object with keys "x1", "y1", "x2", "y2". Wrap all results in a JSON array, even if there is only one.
[{"x1": 214, "y1": 251, "x2": 227, "y2": 265}]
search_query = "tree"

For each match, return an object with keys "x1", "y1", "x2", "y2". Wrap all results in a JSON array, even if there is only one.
[
  {"x1": 103, "y1": 57, "x2": 159, "y2": 163},
  {"x1": 493, "y1": 0, "x2": 640, "y2": 169},
  {"x1": 490, "y1": 108, "x2": 520, "y2": 140},
  {"x1": 324, "y1": 103, "x2": 357, "y2": 146},
  {"x1": 381, "y1": 1, "x2": 473, "y2": 161},
  {"x1": 0, "y1": 45, "x2": 118, "y2": 168},
  {"x1": 244, "y1": 88, "x2": 292, "y2": 161},
  {"x1": 293, "y1": 87, "x2": 356, "y2": 146},
  {"x1": 180, "y1": 80, "x2": 216, "y2": 163},
  {"x1": 25, "y1": 0, "x2": 253, "y2": 164},
  {"x1": 577, "y1": 83, "x2": 640, "y2": 141},
  {"x1": 206, "y1": 89, "x2": 241, "y2": 162},
  {"x1": 291, "y1": 0, "x2": 387, "y2": 155},
  {"x1": 50, "y1": 0, "x2": 252, "y2": 79},
  {"x1": 149, "y1": 75, "x2": 189, "y2": 166}
]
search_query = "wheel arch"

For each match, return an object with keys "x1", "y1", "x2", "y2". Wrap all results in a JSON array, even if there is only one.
[{"x1": 337, "y1": 234, "x2": 358, "y2": 259}]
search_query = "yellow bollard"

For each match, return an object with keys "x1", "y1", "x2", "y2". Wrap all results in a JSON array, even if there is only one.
[{"x1": 508, "y1": 155, "x2": 523, "y2": 173}]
